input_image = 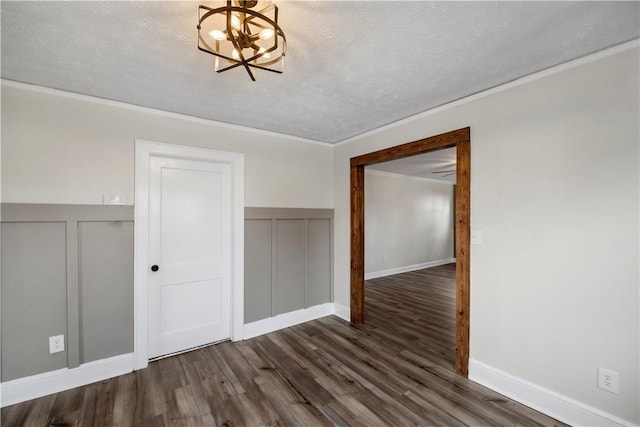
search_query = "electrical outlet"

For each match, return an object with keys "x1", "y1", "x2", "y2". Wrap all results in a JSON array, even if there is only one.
[
  {"x1": 598, "y1": 367, "x2": 619, "y2": 394},
  {"x1": 49, "y1": 335, "x2": 65, "y2": 354}
]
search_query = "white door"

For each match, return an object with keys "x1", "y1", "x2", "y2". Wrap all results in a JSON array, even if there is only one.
[{"x1": 147, "y1": 156, "x2": 231, "y2": 359}]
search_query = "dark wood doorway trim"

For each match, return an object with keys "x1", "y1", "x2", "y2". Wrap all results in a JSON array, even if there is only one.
[{"x1": 350, "y1": 127, "x2": 471, "y2": 376}]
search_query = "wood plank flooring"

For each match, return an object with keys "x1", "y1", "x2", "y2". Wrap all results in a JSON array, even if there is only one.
[{"x1": 1, "y1": 264, "x2": 566, "y2": 426}]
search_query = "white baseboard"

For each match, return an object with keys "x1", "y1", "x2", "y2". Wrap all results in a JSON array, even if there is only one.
[
  {"x1": 469, "y1": 359, "x2": 636, "y2": 427},
  {"x1": 333, "y1": 303, "x2": 351, "y2": 322},
  {"x1": 243, "y1": 303, "x2": 335, "y2": 340},
  {"x1": 0, "y1": 353, "x2": 134, "y2": 408},
  {"x1": 365, "y1": 258, "x2": 456, "y2": 280},
  {"x1": 0, "y1": 304, "x2": 349, "y2": 408}
]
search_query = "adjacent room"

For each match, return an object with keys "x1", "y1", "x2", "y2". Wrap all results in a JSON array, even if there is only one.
[
  {"x1": 1, "y1": 1, "x2": 638, "y2": 426},
  {"x1": 364, "y1": 148, "x2": 458, "y2": 369}
]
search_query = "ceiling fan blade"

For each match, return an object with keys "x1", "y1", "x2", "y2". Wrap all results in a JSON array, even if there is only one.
[{"x1": 432, "y1": 169, "x2": 456, "y2": 174}]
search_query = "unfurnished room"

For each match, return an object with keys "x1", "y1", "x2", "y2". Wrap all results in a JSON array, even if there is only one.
[{"x1": 0, "y1": 1, "x2": 639, "y2": 426}]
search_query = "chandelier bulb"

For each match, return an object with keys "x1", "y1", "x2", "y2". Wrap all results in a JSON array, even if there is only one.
[
  {"x1": 209, "y1": 29, "x2": 226, "y2": 41},
  {"x1": 231, "y1": 14, "x2": 241, "y2": 30},
  {"x1": 258, "y1": 47, "x2": 271, "y2": 59},
  {"x1": 259, "y1": 28, "x2": 274, "y2": 40},
  {"x1": 231, "y1": 49, "x2": 240, "y2": 60}
]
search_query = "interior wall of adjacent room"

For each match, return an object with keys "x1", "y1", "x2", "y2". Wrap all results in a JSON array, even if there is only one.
[
  {"x1": 333, "y1": 47, "x2": 639, "y2": 423},
  {"x1": 0, "y1": 82, "x2": 333, "y2": 208},
  {"x1": 364, "y1": 171, "x2": 454, "y2": 274}
]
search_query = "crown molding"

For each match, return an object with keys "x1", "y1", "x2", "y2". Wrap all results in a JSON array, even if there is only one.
[
  {"x1": 0, "y1": 79, "x2": 333, "y2": 148},
  {"x1": 334, "y1": 39, "x2": 640, "y2": 147}
]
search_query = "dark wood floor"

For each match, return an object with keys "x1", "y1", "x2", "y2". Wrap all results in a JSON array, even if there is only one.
[{"x1": 2, "y1": 264, "x2": 565, "y2": 426}]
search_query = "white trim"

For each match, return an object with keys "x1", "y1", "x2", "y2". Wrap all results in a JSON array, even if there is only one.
[
  {"x1": 0, "y1": 353, "x2": 134, "y2": 408},
  {"x1": 134, "y1": 140, "x2": 244, "y2": 370},
  {"x1": 0, "y1": 79, "x2": 331, "y2": 147},
  {"x1": 364, "y1": 168, "x2": 455, "y2": 186},
  {"x1": 365, "y1": 258, "x2": 456, "y2": 280},
  {"x1": 334, "y1": 39, "x2": 640, "y2": 147},
  {"x1": 469, "y1": 359, "x2": 637, "y2": 427},
  {"x1": 333, "y1": 303, "x2": 351, "y2": 322},
  {"x1": 243, "y1": 303, "x2": 335, "y2": 340}
]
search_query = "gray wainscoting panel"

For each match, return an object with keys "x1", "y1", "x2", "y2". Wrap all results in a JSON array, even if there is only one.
[
  {"x1": 307, "y1": 219, "x2": 332, "y2": 307},
  {"x1": 1, "y1": 203, "x2": 134, "y2": 382},
  {"x1": 275, "y1": 219, "x2": 306, "y2": 315},
  {"x1": 244, "y1": 219, "x2": 273, "y2": 323},
  {"x1": 1, "y1": 222, "x2": 68, "y2": 381},
  {"x1": 244, "y1": 208, "x2": 333, "y2": 323},
  {"x1": 78, "y1": 221, "x2": 134, "y2": 364}
]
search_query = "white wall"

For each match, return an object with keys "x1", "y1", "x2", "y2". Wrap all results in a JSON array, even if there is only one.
[
  {"x1": 365, "y1": 170, "x2": 454, "y2": 275},
  {"x1": 1, "y1": 82, "x2": 333, "y2": 208},
  {"x1": 333, "y1": 47, "x2": 639, "y2": 424}
]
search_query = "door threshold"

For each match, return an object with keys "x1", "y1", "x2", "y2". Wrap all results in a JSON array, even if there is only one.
[{"x1": 149, "y1": 339, "x2": 231, "y2": 362}]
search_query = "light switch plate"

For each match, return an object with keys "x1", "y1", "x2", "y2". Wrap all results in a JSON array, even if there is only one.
[
  {"x1": 471, "y1": 229, "x2": 483, "y2": 245},
  {"x1": 103, "y1": 193, "x2": 124, "y2": 205}
]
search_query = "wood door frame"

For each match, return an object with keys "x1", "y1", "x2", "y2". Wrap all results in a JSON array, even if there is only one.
[
  {"x1": 350, "y1": 127, "x2": 471, "y2": 376},
  {"x1": 133, "y1": 139, "x2": 245, "y2": 370}
]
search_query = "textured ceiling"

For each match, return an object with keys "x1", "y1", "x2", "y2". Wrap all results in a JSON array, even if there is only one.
[{"x1": 2, "y1": 1, "x2": 639, "y2": 144}]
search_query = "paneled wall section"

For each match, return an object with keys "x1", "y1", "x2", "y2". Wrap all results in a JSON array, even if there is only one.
[
  {"x1": 1, "y1": 204, "x2": 333, "y2": 382},
  {"x1": 244, "y1": 208, "x2": 333, "y2": 323},
  {"x1": 1, "y1": 204, "x2": 134, "y2": 382}
]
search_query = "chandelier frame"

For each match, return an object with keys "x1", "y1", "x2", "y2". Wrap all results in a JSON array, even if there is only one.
[{"x1": 197, "y1": 1, "x2": 287, "y2": 81}]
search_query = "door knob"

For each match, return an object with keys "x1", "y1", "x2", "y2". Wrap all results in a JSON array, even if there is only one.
[{"x1": 151, "y1": 265, "x2": 159, "y2": 272}]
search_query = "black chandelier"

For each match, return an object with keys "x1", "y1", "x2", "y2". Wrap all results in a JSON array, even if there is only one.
[{"x1": 197, "y1": 0, "x2": 287, "y2": 81}]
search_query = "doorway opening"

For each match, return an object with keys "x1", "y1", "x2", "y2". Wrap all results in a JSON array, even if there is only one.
[{"x1": 350, "y1": 127, "x2": 470, "y2": 376}]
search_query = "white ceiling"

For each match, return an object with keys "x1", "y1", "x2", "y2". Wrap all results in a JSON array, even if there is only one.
[
  {"x1": 2, "y1": 1, "x2": 638, "y2": 144},
  {"x1": 367, "y1": 147, "x2": 457, "y2": 184}
]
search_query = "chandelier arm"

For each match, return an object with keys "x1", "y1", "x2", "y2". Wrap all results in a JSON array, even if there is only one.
[
  {"x1": 242, "y1": 3, "x2": 274, "y2": 25},
  {"x1": 216, "y1": 61, "x2": 283, "y2": 74},
  {"x1": 215, "y1": 62, "x2": 243, "y2": 73},
  {"x1": 197, "y1": 44, "x2": 235, "y2": 62},
  {"x1": 227, "y1": 27, "x2": 256, "y2": 81},
  {"x1": 198, "y1": 29, "x2": 285, "y2": 67},
  {"x1": 198, "y1": 30, "x2": 233, "y2": 61},
  {"x1": 245, "y1": 63, "x2": 283, "y2": 74},
  {"x1": 198, "y1": 5, "x2": 235, "y2": 26}
]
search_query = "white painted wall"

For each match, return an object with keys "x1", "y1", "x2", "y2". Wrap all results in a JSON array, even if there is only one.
[
  {"x1": 333, "y1": 47, "x2": 639, "y2": 423},
  {"x1": 1, "y1": 83, "x2": 333, "y2": 208},
  {"x1": 364, "y1": 170, "x2": 454, "y2": 275}
]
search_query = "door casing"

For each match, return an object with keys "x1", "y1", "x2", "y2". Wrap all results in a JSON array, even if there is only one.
[
  {"x1": 350, "y1": 127, "x2": 470, "y2": 376},
  {"x1": 134, "y1": 139, "x2": 244, "y2": 370}
]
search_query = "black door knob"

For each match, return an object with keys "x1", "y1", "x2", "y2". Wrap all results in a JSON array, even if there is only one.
[{"x1": 151, "y1": 265, "x2": 159, "y2": 272}]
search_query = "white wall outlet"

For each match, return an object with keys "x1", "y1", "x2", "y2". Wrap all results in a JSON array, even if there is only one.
[
  {"x1": 597, "y1": 367, "x2": 619, "y2": 394},
  {"x1": 49, "y1": 334, "x2": 65, "y2": 354}
]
